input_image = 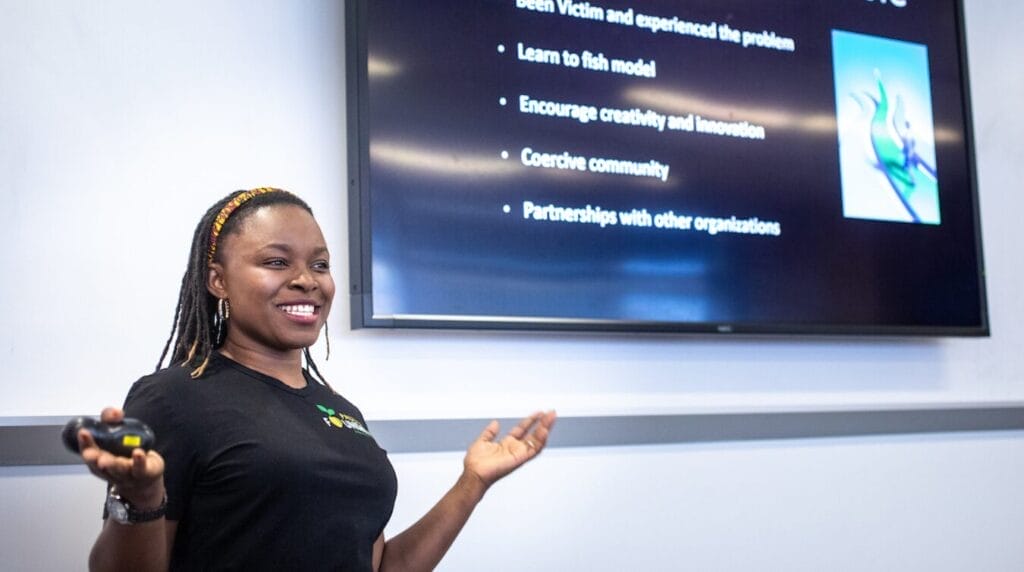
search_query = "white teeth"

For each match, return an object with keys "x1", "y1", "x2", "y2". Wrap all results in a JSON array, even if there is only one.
[{"x1": 280, "y1": 304, "x2": 315, "y2": 316}]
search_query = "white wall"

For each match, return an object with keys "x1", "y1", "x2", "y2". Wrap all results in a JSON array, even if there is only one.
[{"x1": 1, "y1": 1, "x2": 1023, "y2": 570}]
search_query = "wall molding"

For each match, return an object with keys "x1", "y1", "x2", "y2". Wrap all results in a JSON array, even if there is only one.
[{"x1": 4, "y1": 405, "x2": 1024, "y2": 466}]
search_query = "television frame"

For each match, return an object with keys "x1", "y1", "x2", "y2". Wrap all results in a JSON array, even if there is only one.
[{"x1": 346, "y1": 0, "x2": 988, "y2": 337}]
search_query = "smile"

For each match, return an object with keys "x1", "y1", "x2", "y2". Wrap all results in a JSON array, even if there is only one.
[{"x1": 278, "y1": 304, "x2": 317, "y2": 317}]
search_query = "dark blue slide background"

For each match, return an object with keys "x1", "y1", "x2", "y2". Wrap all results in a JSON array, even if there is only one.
[{"x1": 357, "y1": 0, "x2": 983, "y2": 332}]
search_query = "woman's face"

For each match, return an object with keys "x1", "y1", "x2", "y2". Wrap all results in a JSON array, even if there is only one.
[{"x1": 208, "y1": 204, "x2": 335, "y2": 355}]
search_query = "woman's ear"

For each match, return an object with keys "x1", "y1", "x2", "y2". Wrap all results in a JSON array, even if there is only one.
[{"x1": 207, "y1": 263, "x2": 228, "y2": 299}]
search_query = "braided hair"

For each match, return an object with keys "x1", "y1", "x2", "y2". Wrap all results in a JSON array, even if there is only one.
[{"x1": 156, "y1": 188, "x2": 331, "y2": 386}]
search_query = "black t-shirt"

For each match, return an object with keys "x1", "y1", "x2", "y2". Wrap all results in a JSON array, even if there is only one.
[{"x1": 117, "y1": 353, "x2": 398, "y2": 571}]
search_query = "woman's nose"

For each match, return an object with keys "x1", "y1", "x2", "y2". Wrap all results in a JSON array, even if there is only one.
[{"x1": 289, "y1": 268, "x2": 317, "y2": 290}]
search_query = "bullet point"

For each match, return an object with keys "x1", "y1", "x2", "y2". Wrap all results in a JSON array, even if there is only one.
[
  {"x1": 499, "y1": 97, "x2": 507, "y2": 106},
  {"x1": 497, "y1": 44, "x2": 505, "y2": 53},
  {"x1": 500, "y1": 150, "x2": 509, "y2": 159},
  {"x1": 503, "y1": 204, "x2": 511, "y2": 214}
]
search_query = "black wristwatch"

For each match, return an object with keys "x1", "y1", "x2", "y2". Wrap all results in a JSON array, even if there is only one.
[{"x1": 106, "y1": 487, "x2": 167, "y2": 525}]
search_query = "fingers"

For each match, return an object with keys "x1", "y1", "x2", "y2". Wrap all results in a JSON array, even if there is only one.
[
  {"x1": 83, "y1": 448, "x2": 130, "y2": 483},
  {"x1": 132, "y1": 449, "x2": 148, "y2": 478},
  {"x1": 86, "y1": 448, "x2": 163, "y2": 489},
  {"x1": 498, "y1": 411, "x2": 556, "y2": 439},
  {"x1": 462, "y1": 411, "x2": 557, "y2": 487},
  {"x1": 499, "y1": 410, "x2": 556, "y2": 457},
  {"x1": 93, "y1": 448, "x2": 132, "y2": 476},
  {"x1": 79, "y1": 408, "x2": 163, "y2": 486},
  {"x1": 477, "y1": 410, "x2": 557, "y2": 455},
  {"x1": 475, "y1": 420, "x2": 500, "y2": 443},
  {"x1": 79, "y1": 407, "x2": 124, "y2": 471},
  {"x1": 78, "y1": 428, "x2": 96, "y2": 453},
  {"x1": 100, "y1": 407, "x2": 124, "y2": 424},
  {"x1": 526, "y1": 410, "x2": 557, "y2": 452},
  {"x1": 541, "y1": 410, "x2": 557, "y2": 428},
  {"x1": 506, "y1": 411, "x2": 543, "y2": 440},
  {"x1": 537, "y1": 410, "x2": 556, "y2": 438}
]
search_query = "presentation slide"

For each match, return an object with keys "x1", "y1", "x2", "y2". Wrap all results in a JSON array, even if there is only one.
[{"x1": 353, "y1": 0, "x2": 985, "y2": 333}]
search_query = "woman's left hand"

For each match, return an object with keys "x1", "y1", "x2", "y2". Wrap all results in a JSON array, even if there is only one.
[{"x1": 463, "y1": 410, "x2": 557, "y2": 489}]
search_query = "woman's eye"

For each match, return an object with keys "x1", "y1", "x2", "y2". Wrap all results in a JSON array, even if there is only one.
[
  {"x1": 313, "y1": 260, "x2": 331, "y2": 271},
  {"x1": 264, "y1": 259, "x2": 287, "y2": 267}
]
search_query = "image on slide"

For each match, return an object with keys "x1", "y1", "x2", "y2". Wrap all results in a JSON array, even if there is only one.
[{"x1": 832, "y1": 30, "x2": 939, "y2": 225}]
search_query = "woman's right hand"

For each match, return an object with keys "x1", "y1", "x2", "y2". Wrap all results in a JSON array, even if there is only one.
[{"x1": 78, "y1": 407, "x2": 166, "y2": 508}]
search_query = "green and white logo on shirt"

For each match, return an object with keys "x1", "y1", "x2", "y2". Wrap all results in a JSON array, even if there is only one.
[{"x1": 315, "y1": 404, "x2": 371, "y2": 437}]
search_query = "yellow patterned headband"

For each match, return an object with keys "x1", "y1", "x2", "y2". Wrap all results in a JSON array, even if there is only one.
[{"x1": 208, "y1": 187, "x2": 279, "y2": 263}]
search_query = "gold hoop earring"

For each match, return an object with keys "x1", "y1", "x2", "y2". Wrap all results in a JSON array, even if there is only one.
[
  {"x1": 218, "y1": 298, "x2": 230, "y2": 320},
  {"x1": 323, "y1": 322, "x2": 331, "y2": 361}
]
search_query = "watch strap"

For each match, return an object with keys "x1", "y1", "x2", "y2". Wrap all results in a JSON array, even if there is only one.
[{"x1": 108, "y1": 487, "x2": 167, "y2": 524}]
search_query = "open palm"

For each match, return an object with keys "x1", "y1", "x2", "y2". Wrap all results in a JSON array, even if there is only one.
[{"x1": 463, "y1": 411, "x2": 557, "y2": 487}]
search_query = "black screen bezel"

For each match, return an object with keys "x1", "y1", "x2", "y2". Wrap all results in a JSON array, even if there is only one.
[{"x1": 346, "y1": 0, "x2": 988, "y2": 337}]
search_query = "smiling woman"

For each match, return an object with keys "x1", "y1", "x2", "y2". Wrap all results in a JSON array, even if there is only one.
[
  {"x1": 150, "y1": 188, "x2": 333, "y2": 384},
  {"x1": 75, "y1": 188, "x2": 556, "y2": 572},
  {"x1": 207, "y1": 199, "x2": 336, "y2": 388}
]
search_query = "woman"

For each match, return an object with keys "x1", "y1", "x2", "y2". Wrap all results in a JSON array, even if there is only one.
[{"x1": 78, "y1": 188, "x2": 556, "y2": 571}]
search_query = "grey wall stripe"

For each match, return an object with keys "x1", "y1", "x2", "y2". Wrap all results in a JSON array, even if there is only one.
[{"x1": 4, "y1": 407, "x2": 1024, "y2": 466}]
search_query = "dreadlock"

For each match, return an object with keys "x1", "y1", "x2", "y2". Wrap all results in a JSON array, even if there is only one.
[{"x1": 156, "y1": 188, "x2": 333, "y2": 389}]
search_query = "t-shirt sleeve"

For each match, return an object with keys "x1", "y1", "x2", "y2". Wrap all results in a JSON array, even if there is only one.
[{"x1": 122, "y1": 375, "x2": 198, "y2": 522}]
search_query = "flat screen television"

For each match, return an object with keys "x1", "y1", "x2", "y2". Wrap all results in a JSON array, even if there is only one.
[{"x1": 346, "y1": 0, "x2": 987, "y2": 336}]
